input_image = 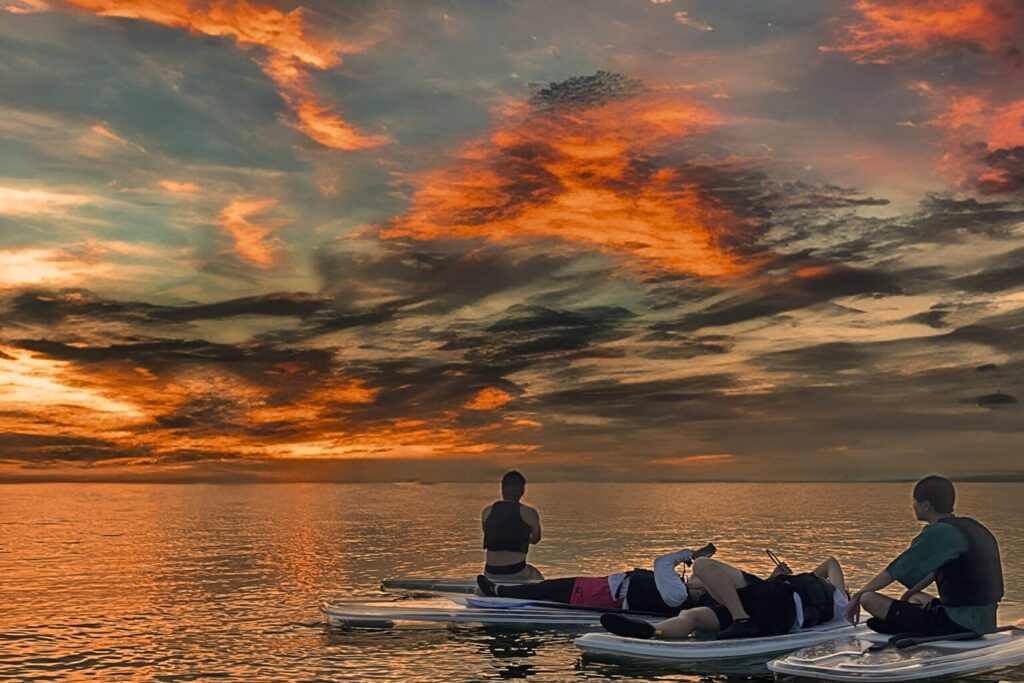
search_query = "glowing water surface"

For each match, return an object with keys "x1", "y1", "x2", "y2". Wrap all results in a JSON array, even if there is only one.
[{"x1": 1, "y1": 482, "x2": 1021, "y2": 681}]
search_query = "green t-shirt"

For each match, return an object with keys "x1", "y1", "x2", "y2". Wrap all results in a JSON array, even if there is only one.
[{"x1": 886, "y1": 521, "x2": 998, "y2": 634}]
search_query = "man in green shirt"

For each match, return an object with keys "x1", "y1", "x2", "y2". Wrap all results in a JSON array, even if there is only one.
[{"x1": 845, "y1": 475, "x2": 1004, "y2": 636}]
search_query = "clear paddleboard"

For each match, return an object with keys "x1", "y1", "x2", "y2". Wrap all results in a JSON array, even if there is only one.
[
  {"x1": 380, "y1": 577, "x2": 539, "y2": 595},
  {"x1": 768, "y1": 628, "x2": 1024, "y2": 681},
  {"x1": 320, "y1": 596, "x2": 661, "y2": 628},
  {"x1": 575, "y1": 619, "x2": 865, "y2": 661}
]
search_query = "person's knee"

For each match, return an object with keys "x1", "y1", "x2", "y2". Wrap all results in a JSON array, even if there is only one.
[
  {"x1": 860, "y1": 591, "x2": 888, "y2": 616},
  {"x1": 692, "y1": 557, "x2": 714, "y2": 573},
  {"x1": 908, "y1": 592, "x2": 931, "y2": 606}
]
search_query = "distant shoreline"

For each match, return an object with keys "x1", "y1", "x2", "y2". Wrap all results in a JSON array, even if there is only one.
[{"x1": 1, "y1": 476, "x2": 1022, "y2": 485}]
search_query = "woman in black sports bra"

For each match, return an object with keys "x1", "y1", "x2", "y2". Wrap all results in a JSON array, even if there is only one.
[{"x1": 481, "y1": 471, "x2": 544, "y2": 580}]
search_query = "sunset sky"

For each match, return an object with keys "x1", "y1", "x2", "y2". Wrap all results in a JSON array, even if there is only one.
[{"x1": 1, "y1": 0, "x2": 1022, "y2": 482}]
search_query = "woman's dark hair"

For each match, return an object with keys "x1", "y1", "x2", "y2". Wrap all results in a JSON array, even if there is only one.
[
  {"x1": 913, "y1": 475, "x2": 955, "y2": 514},
  {"x1": 501, "y1": 470, "x2": 526, "y2": 497}
]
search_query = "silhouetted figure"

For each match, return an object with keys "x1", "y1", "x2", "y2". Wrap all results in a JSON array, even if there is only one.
[{"x1": 482, "y1": 470, "x2": 543, "y2": 580}]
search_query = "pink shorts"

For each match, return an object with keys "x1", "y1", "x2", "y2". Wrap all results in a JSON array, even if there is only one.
[{"x1": 571, "y1": 577, "x2": 623, "y2": 609}]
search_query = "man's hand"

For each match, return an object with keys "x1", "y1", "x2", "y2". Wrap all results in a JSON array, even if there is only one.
[
  {"x1": 769, "y1": 562, "x2": 792, "y2": 578},
  {"x1": 845, "y1": 592, "x2": 862, "y2": 625}
]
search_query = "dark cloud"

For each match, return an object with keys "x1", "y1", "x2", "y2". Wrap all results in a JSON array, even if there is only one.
[
  {"x1": 527, "y1": 373, "x2": 737, "y2": 420},
  {"x1": 0, "y1": 431, "x2": 130, "y2": 463},
  {"x1": 976, "y1": 391, "x2": 1018, "y2": 407},
  {"x1": 528, "y1": 71, "x2": 643, "y2": 111},
  {"x1": 639, "y1": 332, "x2": 733, "y2": 360},
  {"x1": 439, "y1": 304, "x2": 634, "y2": 367},
  {"x1": 976, "y1": 145, "x2": 1024, "y2": 195},
  {"x1": 316, "y1": 240, "x2": 582, "y2": 315},
  {"x1": 953, "y1": 247, "x2": 1024, "y2": 293},
  {"x1": 905, "y1": 307, "x2": 951, "y2": 329},
  {"x1": 763, "y1": 342, "x2": 870, "y2": 375},
  {"x1": 1, "y1": 288, "x2": 398, "y2": 341},
  {"x1": 939, "y1": 325, "x2": 1024, "y2": 353},
  {"x1": 652, "y1": 266, "x2": 902, "y2": 333},
  {"x1": 901, "y1": 196, "x2": 1024, "y2": 243}
]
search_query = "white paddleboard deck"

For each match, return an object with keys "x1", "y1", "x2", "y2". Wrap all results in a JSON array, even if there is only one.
[
  {"x1": 321, "y1": 596, "x2": 662, "y2": 628},
  {"x1": 576, "y1": 619, "x2": 865, "y2": 661},
  {"x1": 380, "y1": 577, "x2": 539, "y2": 595},
  {"x1": 768, "y1": 629, "x2": 1024, "y2": 681}
]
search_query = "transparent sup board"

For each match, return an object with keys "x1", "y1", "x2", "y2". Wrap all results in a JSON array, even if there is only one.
[
  {"x1": 768, "y1": 628, "x2": 1024, "y2": 682},
  {"x1": 321, "y1": 596, "x2": 663, "y2": 629},
  {"x1": 379, "y1": 577, "x2": 539, "y2": 595},
  {"x1": 575, "y1": 619, "x2": 865, "y2": 661}
]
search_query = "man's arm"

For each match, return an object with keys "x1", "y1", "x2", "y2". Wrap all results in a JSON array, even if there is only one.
[
  {"x1": 846, "y1": 569, "x2": 896, "y2": 623},
  {"x1": 522, "y1": 505, "x2": 542, "y2": 544},
  {"x1": 900, "y1": 572, "x2": 935, "y2": 601}
]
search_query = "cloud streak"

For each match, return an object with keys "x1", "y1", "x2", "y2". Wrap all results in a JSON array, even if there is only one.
[
  {"x1": 60, "y1": 0, "x2": 388, "y2": 150},
  {"x1": 824, "y1": 0, "x2": 1024, "y2": 64}
]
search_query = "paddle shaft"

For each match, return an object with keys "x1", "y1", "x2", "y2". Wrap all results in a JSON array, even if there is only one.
[{"x1": 870, "y1": 624, "x2": 1024, "y2": 651}]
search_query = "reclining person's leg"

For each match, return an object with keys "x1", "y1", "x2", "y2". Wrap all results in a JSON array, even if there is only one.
[
  {"x1": 479, "y1": 575, "x2": 576, "y2": 602},
  {"x1": 654, "y1": 606, "x2": 721, "y2": 638},
  {"x1": 601, "y1": 606, "x2": 721, "y2": 640},
  {"x1": 812, "y1": 556, "x2": 846, "y2": 593},
  {"x1": 691, "y1": 557, "x2": 751, "y2": 620}
]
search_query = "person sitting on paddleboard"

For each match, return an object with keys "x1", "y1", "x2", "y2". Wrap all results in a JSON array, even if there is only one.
[
  {"x1": 600, "y1": 555, "x2": 848, "y2": 640},
  {"x1": 845, "y1": 475, "x2": 1003, "y2": 637},
  {"x1": 482, "y1": 470, "x2": 544, "y2": 580},
  {"x1": 476, "y1": 543, "x2": 719, "y2": 615}
]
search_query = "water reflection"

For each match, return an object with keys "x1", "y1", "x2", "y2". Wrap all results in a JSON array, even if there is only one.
[{"x1": 1, "y1": 482, "x2": 1021, "y2": 681}]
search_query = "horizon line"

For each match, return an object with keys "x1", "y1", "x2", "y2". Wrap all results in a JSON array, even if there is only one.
[{"x1": 1, "y1": 476, "x2": 1021, "y2": 485}]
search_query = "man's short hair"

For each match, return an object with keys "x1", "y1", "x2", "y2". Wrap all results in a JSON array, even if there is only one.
[
  {"x1": 501, "y1": 470, "x2": 526, "y2": 493},
  {"x1": 913, "y1": 475, "x2": 956, "y2": 514}
]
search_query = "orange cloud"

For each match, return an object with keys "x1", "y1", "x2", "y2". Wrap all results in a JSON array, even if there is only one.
[
  {"x1": 794, "y1": 265, "x2": 835, "y2": 280},
  {"x1": 0, "y1": 347, "x2": 144, "y2": 418},
  {"x1": 648, "y1": 454, "x2": 735, "y2": 465},
  {"x1": 0, "y1": 247, "x2": 115, "y2": 286},
  {"x1": 465, "y1": 387, "x2": 513, "y2": 411},
  {"x1": 824, "y1": 0, "x2": 1024, "y2": 64},
  {"x1": 0, "y1": 185, "x2": 91, "y2": 216},
  {"x1": 914, "y1": 85, "x2": 1024, "y2": 193},
  {"x1": 0, "y1": 343, "x2": 534, "y2": 470},
  {"x1": 931, "y1": 96, "x2": 1024, "y2": 150},
  {"x1": 90, "y1": 122, "x2": 129, "y2": 145},
  {"x1": 217, "y1": 197, "x2": 282, "y2": 267},
  {"x1": 61, "y1": 0, "x2": 387, "y2": 150},
  {"x1": 381, "y1": 86, "x2": 750, "y2": 277},
  {"x1": 158, "y1": 179, "x2": 200, "y2": 193},
  {"x1": 3, "y1": 0, "x2": 50, "y2": 13}
]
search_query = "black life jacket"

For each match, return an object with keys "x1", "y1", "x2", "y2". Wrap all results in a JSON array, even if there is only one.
[
  {"x1": 934, "y1": 516, "x2": 1004, "y2": 607},
  {"x1": 617, "y1": 568, "x2": 681, "y2": 615},
  {"x1": 778, "y1": 572, "x2": 837, "y2": 628},
  {"x1": 482, "y1": 501, "x2": 532, "y2": 553}
]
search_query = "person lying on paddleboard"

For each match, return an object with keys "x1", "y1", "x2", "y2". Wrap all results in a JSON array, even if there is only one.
[
  {"x1": 845, "y1": 475, "x2": 1003, "y2": 637},
  {"x1": 600, "y1": 555, "x2": 848, "y2": 640},
  {"x1": 476, "y1": 543, "x2": 720, "y2": 615},
  {"x1": 482, "y1": 470, "x2": 544, "y2": 580}
]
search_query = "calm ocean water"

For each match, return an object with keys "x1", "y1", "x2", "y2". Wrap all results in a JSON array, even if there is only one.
[{"x1": 1, "y1": 482, "x2": 1021, "y2": 682}]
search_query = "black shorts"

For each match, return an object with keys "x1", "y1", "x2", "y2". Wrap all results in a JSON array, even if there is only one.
[
  {"x1": 867, "y1": 598, "x2": 968, "y2": 637},
  {"x1": 708, "y1": 573, "x2": 796, "y2": 635}
]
